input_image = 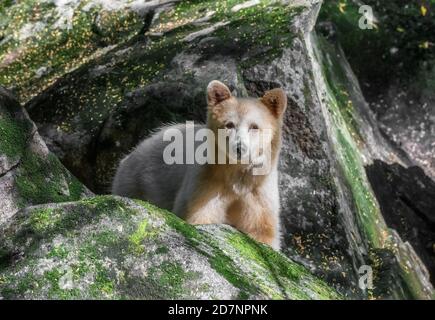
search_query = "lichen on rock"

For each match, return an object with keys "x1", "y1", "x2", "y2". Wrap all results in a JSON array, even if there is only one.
[
  {"x1": 0, "y1": 0, "x2": 157, "y2": 103},
  {"x1": 0, "y1": 196, "x2": 341, "y2": 300}
]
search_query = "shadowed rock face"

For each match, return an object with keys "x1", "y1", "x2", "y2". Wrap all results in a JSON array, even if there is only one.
[
  {"x1": 366, "y1": 160, "x2": 435, "y2": 284},
  {"x1": 1, "y1": 0, "x2": 434, "y2": 299},
  {"x1": 316, "y1": 0, "x2": 435, "y2": 297},
  {"x1": 318, "y1": 0, "x2": 435, "y2": 180}
]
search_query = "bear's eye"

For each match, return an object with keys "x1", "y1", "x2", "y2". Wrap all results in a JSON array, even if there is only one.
[
  {"x1": 249, "y1": 123, "x2": 259, "y2": 130},
  {"x1": 225, "y1": 122, "x2": 235, "y2": 129}
]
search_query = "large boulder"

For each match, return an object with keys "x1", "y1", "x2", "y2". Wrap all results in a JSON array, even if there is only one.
[
  {"x1": 0, "y1": 87, "x2": 90, "y2": 225},
  {"x1": 311, "y1": 34, "x2": 433, "y2": 299},
  {"x1": 0, "y1": 196, "x2": 340, "y2": 300},
  {"x1": 318, "y1": 0, "x2": 435, "y2": 181},
  {"x1": 0, "y1": 0, "x2": 179, "y2": 103},
  {"x1": 317, "y1": 0, "x2": 435, "y2": 297}
]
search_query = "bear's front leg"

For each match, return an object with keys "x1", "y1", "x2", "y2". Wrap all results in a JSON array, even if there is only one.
[
  {"x1": 184, "y1": 191, "x2": 227, "y2": 225},
  {"x1": 246, "y1": 213, "x2": 277, "y2": 248},
  {"x1": 227, "y1": 195, "x2": 280, "y2": 250}
]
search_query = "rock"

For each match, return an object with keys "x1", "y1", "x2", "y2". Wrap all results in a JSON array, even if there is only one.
[
  {"x1": 317, "y1": 0, "x2": 435, "y2": 298},
  {"x1": 0, "y1": 0, "x2": 178, "y2": 103},
  {"x1": 311, "y1": 33, "x2": 434, "y2": 299},
  {"x1": 0, "y1": 87, "x2": 90, "y2": 225},
  {"x1": 231, "y1": 0, "x2": 261, "y2": 13},
  {"x1": 366, "y1": 160, "x2": 435, "y2": 285},
  {"x1": 0, "y1": 195, "x2": 340, "y2": 300},
  {"x1": 318, "y1": 0, "x2": 435, "y2": 181}
]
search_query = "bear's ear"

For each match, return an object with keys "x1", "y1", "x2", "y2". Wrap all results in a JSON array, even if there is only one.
[
  {"x1": 260, "y1": 88, "x2": 287, "y2": 118},
  {"x1": 207, "y1": 80, "x2": 232, "y2": 106}
]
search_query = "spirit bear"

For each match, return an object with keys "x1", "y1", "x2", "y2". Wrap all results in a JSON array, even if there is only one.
[{"x1": 112, "y1": 80, "x2": 287, "y2": 249}]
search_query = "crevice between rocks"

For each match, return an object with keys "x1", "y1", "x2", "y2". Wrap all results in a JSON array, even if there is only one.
[
  {"x1": 0, "y1": 160, "x2": 21, "y2": 179},
  {"x1": 366, "y1": 160, "x2": 435, "y2": 286}
]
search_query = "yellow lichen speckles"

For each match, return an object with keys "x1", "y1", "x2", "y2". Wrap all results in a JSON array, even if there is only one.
[{"x1": 0, "y1": 0, "x2": 144, "y2": 103}]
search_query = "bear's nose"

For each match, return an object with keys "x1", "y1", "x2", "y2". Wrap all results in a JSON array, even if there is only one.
[{"x1": 236, "y1": 141, "x2": 247, "y2": 159}]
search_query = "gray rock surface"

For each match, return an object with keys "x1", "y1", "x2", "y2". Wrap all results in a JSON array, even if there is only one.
[
  {"x1": 0, "y1": 87, "x2": 90, "y2": 225},
  {"x1": 0, "y1": 196, "x2": 340, "y2": 300}
]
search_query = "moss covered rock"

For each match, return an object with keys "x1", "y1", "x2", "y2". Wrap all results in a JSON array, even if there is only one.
[
  {"x1": 314, "y1": 0, "x2": 435, "y2": 299},
  {"x1": 0, "y1": 0, "x2": 168, "y2": 103},
  {"x1": 318, "y1": 0, "x2": 435, "y2": 181},
  {"x1": 0, "y1": 195, "x2": 340, "y2": 300},
  {"x1": 309, "y1": 34, "x2": 434, "y2": 299},
  {"x1": 0, "y1": 87, "x2": 90, "y2": 225}
]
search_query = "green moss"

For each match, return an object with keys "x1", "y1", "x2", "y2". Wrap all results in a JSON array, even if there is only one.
[
  {"x1": 0, "y1": 105, "x2": 84, "y2": 207},
  {"x1": 335, "y1": 130, "x2": 382, "y2": 245},
  {"x1": 153, "y1": 0, "x2": 256, "y2": 29},
  {"x1": 129, "y1": 219, "x2": 158, "y2": 254},
  {"x1": 34, "y1": 25, "x2": 189, "y2": 140},
  {"x1": 0, "y1": 115, "x2": 30, "y2": 158},
  {"x1": 93, "y1": 230, "x2": 119, "y2": 246},
  {"x1": 154, "y1": 0, "x2": 300, "y2": 36},
  {"x1": 155, "y1": 246, "x2": 169, "y2": 255},
  {"x1": 2, "y1": 197, "x2": 133, "y2": 259},
  {"x1": 24, "y1": 197, "x2": 124, "y2": 239},
  {"x1": 44, "y1": 268, "x2": 79, "y2": 299},
  {"x1": 1, "y1": 196, "x2": 342, "y2": 299},
  {"x1": 2, "y1": 259, "x2": 81, "y2": 299},
  {"x1": 0, "y1": 0, "x2": 14, "y2": 14},
  {"x1": 76, "y1": 239, "x2": 117, "y2": 298},
  {"x1": 323, "y1": 81, "x2": 383, "y2": 247},
  {"x1": 135, "y1": 200, "x2": 259, "y2": 297},
  {"x1": 0, "y1": 0, "x2": 145, "y2": 103},
  {"x1": 207, "y1": 248, "x2": 258, "y2": 298},
  {"x1": 29, "y1": 208, "x2": 57, "y2": 233},
  {"x1": 136, "y1": 198, "x2": 260, "y2": 292},
  {"x1": 149, "y1": 262, "x2": 186, "y2": 296},
  {"x1": 15, "y1": 269, "x2": 39, "y2": 296},
  {"x1": 316, "y1": 36, "x2": 363, "y2": 144},
  {"x1": 89, "y1": 267, "x2": 116, "y2": 297},
  {"x1": 213, "y1": 3, "x2": 300, "y2": 67},
  {"x1": 15, "y1": 152, "x2": 85, "y2": 207},
  {"x1": 313, "y1": 34, "x2": 384, "y2": 247},
  {"x1": 226, "y1": 231, "x2": 341, "y2": 299},
  {"x1": 165, "y1": 215, "x2": 202, "y2": 245},
  {"x1": 227, "y1": 233, "x2": 300, "y2": 282},
  {"x1": 134, "y1": 200, "x2": 201, "y2": 246},
  {"x1": 47, "y1": 245, "x2": 69, "y2": 260},
  {"x1": 134, "y1": 199, "x2": 340, "y2": 299},
  {"x1": 79, "y1": 195, "x2": 134, "y2": 216}
]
